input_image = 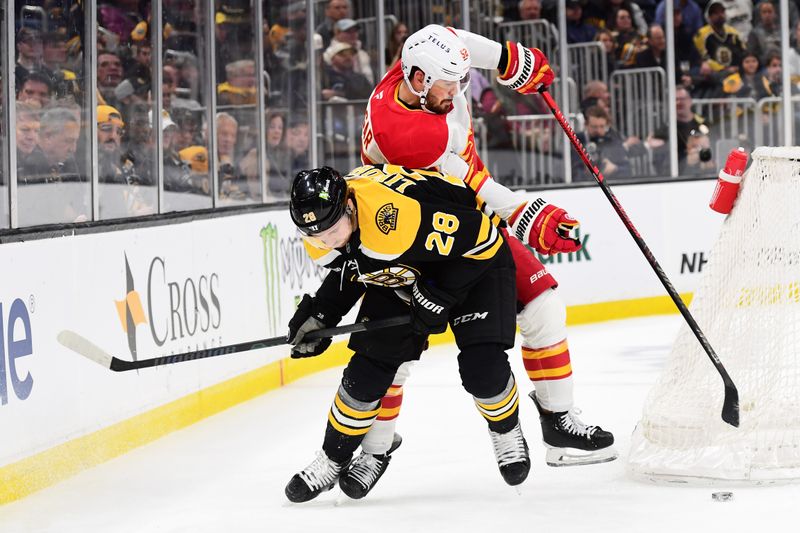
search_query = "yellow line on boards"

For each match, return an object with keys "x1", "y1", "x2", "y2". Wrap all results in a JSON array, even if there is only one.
[{"x1": 0, "y1": 293, "x2": 690, "y2": 504}]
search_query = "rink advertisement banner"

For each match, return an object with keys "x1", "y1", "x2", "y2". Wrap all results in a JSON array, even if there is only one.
[{"x1": 0, "y1": 178, "x2": 724, "y2": 472}]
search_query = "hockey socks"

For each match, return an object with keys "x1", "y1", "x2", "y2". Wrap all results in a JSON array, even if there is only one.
[
  {"x1": 324, "y1": 386, "x2": 381, "y2": 463},
  {"x1": 522, "y1": 339, "x2": 575, "y2": 413},
  {"x1": 473, "y1": 374, "x2": 520, "y2": 433}
]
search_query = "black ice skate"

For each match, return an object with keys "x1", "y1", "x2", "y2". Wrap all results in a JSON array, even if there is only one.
[
  {"x1": 285, "y1": 450, "x2": 349, "y2": 503},
  {"x1": 339, "y1": 433, "x2": 403, "y2": 499},
  {"x1": 488, "y1": 421, "x2": 531, "y2": 486},
  {"x1": 530, "y1": 392, "x2": 618, "y2": 467}
]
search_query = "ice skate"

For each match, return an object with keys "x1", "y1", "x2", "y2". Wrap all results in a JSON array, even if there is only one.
[
  {"x1": 339, "y1": 433, "x2": 403, "y2": 499},
  {"x1": 488, "y1": 421, "x2": 530, "y2": 485},
  {"x1": 285, "y1": 450, "x2": 349, "y2": 503},
  {"x1": 530, "y1": 392, "x2": 617, "y2": 467}
]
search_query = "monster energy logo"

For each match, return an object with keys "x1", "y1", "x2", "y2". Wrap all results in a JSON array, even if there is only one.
[{"x1": 260, "y1": 223, "x2": 281, "y2": 335}]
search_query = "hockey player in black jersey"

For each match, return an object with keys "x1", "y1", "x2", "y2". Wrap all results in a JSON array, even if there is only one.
[{"x1": 284, "y1": 164, "x2": 529, "y2": 503}]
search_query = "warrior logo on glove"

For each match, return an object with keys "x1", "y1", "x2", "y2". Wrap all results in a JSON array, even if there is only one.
[{"x1": 509, "y1": 198, "x2": 582, "y2": 255}]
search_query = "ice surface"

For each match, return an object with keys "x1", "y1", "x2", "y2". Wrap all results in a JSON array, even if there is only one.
[{"x1": 0, "y1": 316, "x2": 796, "y2": 532}]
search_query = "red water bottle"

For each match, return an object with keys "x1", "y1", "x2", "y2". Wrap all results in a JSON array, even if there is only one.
[{"x1": 709, "y1": 147, "x2": 748, "y2": 214}]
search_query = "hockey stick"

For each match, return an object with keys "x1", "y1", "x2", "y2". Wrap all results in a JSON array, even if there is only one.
[
  {"x1": 539, "y1": 88, "x2": 740, "y2": 427},
  {"x1": 57, "y1": 315, "x2": 411, "y2": 372}
]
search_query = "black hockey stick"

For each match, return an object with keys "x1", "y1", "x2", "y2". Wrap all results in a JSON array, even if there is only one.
[
  {"x1": 57, "y1": 315, "x2": 411, "y2": 372},
  {"x1": 539, "y1": 88, "x2": 740, "y2": 427}
]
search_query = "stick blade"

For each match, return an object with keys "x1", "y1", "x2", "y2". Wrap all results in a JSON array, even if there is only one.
[
  {"x1": 57, "y1": 330, "x2": 114, "y2": 369},
  {"x1": 721, "y1": 384, "x2": 740, "y2": 427}
]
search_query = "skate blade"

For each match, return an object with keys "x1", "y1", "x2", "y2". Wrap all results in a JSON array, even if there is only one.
[{"x1": 545, "y1": 445, "x2": 618, "y2": 467}]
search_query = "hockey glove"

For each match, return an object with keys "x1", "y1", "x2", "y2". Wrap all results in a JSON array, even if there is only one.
[
  {"x1": 410, "y1": 281, "x2": 456, "y2": 337},
  {"x1": 497, "y1": 42, "x2": 554, "y2": 94},
  {"x1": 509, "y1": 199, "x2": 582, "y2": 255},
  {"x1": 287, "y1": 294, "x2": 335, "y2": 358}
]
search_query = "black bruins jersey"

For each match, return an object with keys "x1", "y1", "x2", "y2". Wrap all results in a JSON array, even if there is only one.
[
  {"x1": 693, "y1": 24, "x2": 746, "y2": 71},
  {"x1": 303, "y1": 164, "x2": 506, "y2": 302}
]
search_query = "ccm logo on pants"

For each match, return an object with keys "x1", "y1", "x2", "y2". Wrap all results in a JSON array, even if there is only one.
[{"x1": 452, "y1": 311, "x2": 488, "y2": 325}]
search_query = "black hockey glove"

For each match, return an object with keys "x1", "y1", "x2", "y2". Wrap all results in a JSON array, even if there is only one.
[
  {"x1": 410, "y1": 281, "x2": 456, "y2": 336},
  {"x1": 287, "y1": 294, "x2": 336, "y2": 358}
]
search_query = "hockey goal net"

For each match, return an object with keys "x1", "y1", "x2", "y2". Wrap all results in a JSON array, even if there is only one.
[{"x1": 628, "y1": 146, "x2": 800, "y2": 484}]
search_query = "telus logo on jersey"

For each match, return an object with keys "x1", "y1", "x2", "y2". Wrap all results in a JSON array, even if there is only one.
[
  {"x1": 115, "y1": 254, "x2": 222, "y2": 360},
  {"x1": 0, "y1": 298, "x2": 34, "y2": 406}
]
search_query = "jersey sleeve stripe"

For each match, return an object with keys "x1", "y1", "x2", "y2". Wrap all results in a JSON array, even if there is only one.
[{"x1": 463, "y1": 223, "x2": 502, "y2": 260}]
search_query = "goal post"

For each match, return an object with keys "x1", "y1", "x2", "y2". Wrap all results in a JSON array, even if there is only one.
[{"x1": 628, "y1": 146, "x2": 800, "y2": 484}]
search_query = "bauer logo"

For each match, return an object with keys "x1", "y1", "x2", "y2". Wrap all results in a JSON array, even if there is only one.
[
  {"x1": 115, "y1": 254, "x2": 222, "y2": 359},
  {"x1": 0, "y1": 298, "x2": 34, "y2": 406}
]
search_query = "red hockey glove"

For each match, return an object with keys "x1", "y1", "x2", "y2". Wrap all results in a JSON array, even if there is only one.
[
  {"x1": 497, "y1": 42, "x2": 554, "y2": 94},
  {"x1": 509, "y1": 199, "x2": 582, "y2": 255}
]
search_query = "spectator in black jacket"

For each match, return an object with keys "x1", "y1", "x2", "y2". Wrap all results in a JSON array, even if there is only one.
[{"x1": 573, "y1": 105, "x2": 632, "y2": 181}]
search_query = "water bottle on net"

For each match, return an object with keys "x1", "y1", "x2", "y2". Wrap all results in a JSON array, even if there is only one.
[{"x1": 709, "y1": 147, "x2": 748, "y2": 214}]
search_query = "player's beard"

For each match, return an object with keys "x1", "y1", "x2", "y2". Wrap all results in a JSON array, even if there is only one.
[{"x1": 424, "y1": 95, "x2": 454, "y2": 114}]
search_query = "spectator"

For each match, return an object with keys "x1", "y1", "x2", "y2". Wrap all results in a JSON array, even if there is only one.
[
  {"x1": 262, "y1": 111, "x2": 288, "y2": 190},
  {"x1": 321, "y1": 41, "x2": 372, "y2": 101},
  {"x1": 655, "y1": 0, "x2": 704, "y2": 37},
  {"x1": 748, "y1": 1, "x2": 781, "y2": 65},
  {"x1": 316, "y1": 0, "x2": 351, "y2": 49},
  {"x1": 15, "y1": 28, "x2": 45, "y2": 86},
  {"x1": 20, "y1": 107, "x2": 82, "y2": 184},
  {"x1": 42, "y1": 32, "x2": 80, "y2": 101},
  {"x1": 612, "y1": 8, "x2": 646, "y2": 68},
  {"x1": 217, "y1": 59, "x2": 257, "y2": 106},
  {"x1": 15, "y1": 103, "x2": 41, "y2": 169},
  {"x1": 280, "y1": 117, "x2": 310, "y2": 196},
  {"x1": 723, "y1": 0, "x2": 754, "y2": 42},
  {"x1": 788, "y1": 19, "x2": 800, "y2": 86},
  {"x1": 125, "y1": 41, "x2": 152, "y2": 82},
  {"x1": 594, "y1": 29, "x2": 618, "y2": 75},
  {"x1": 671, "y1": 7, "x2": 703, "y2": 89},
  {"x1": 171, "y1": 98, "x2": 205, "y2": 151},
  {"x1": 573, "y1": 105, "x2": 632, "y2": 180},
  {"x1": 97, "y1": 51, "x2": 125, "y2": 107},
  {"x1": 649, "y1": 86, "x2": 709, "y2": 174},
  {"x1": 97, "y1": 105, "x2": 138, "y2": 185},
  {"x1": 162, "y1": 64, "x2": 179, "y2": 111},
  {"x1": 386, "y1": 21, "x2": 409, "y2": 67},
  {"x1": 694, "y1": 1, "x2": 746, "y2": 74},
  {"x1": 764, "y1": 50, "x2": 782, "y2": 95},
  {"x1": 581, "y1": 79, "x2": 611, "y2": 114},
  {"x1": 215, "y1": 112, "x2": 249, "y2": 200},
  {"x1": 16, "y1": 71, "x2": 53, "y2": 108},
  {"x1": 635, "y1": 25, "x2": 667, "y2": 69},
  {"x1": 681, "y1": 129, "x2": 716, "y2": 175},
  {"x1": 19, "y1": 107, "x2": 87, "y2": 224},
  {"x1": 721, "y1": 51, "x2": 773, "y2": 100},
  {"x1": 330, "y1": 19, "x2": 374, "y2": 84},
  {"x1": 607, "y1": 0, "x2": 647, "y2": 35},
  {"x1": 178, "y1": 146, "x2": 211, "y2": 195},
  {"x1": 519, "y1": 0, "x2": 543, "y2": 20},
  {"x1": 566, "y1": 1, "x2": 597, "y2": 44}
]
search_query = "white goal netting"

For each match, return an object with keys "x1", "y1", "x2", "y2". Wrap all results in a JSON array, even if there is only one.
[{"x1": 628, "y1": 146, "x2": 800, "y2": 484}]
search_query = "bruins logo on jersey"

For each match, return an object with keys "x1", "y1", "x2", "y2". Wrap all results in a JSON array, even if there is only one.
[
  {"x1": 714, "y1": 46, "x2": 733, "y2": 67},
  {"x1": 357, "y1": 265, "x2": 418, "y2": 287},
  {"x1": 376, "y1": 203, "x2": 399, "y2": 234}
]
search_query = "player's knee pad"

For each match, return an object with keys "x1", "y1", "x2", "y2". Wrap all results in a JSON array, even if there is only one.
[
  {"x1": 457, "y1": 343, "x2": 512, "y2": 398},
  {"x1": 518, "y1": 288, "x2": 567, "y2": 348}
]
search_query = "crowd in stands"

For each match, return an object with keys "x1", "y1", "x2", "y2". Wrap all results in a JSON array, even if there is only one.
[{"x1": 7, "y1": 0, "x2": 800, "y2": 227}]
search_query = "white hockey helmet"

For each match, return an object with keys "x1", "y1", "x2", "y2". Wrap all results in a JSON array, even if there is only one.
[{"x1": 400, "y1": 24, "x2": 471, "y2": 106}]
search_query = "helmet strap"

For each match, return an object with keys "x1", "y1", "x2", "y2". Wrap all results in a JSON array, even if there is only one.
[{"x1": 403, "y1": 76, "x2": 434, "y2": 112}]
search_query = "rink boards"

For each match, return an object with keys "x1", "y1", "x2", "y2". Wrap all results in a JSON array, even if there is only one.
[{"x1": 0, "y1": 178, "x2": 723, "y2": 502}]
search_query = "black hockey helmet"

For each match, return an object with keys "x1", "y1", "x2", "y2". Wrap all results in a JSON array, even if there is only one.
[{"x1": 290, "y1": 166, "x2": 349, "y2": 235}]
